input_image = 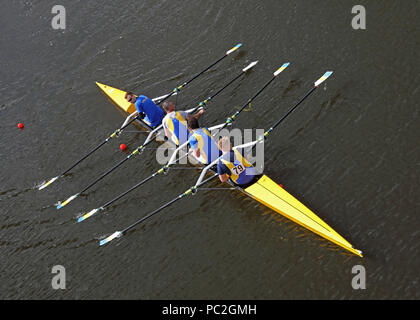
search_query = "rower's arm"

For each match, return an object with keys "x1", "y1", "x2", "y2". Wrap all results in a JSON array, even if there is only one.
[
  {"x1": 217, "y1": 161, "x2": 229, "y2": 183},
  {"x1": 194, "y1": 109, "x2": 205, "y2": 120},
  {"x1": 189, "y1": 136, "x2": 200, "y2": 158},
  {"x1": 219, "y1": 174, "x2": 229, "y2": 183},
  {"x1": 193, "y1": 148, "x2": 201, "y2": 158},
  {"x1": 164, "y1": 127, "x2": 172, "y2": 139}
]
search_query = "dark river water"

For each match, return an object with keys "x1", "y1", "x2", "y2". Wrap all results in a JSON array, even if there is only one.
[{"x1": 1, "y1": 0, "x2": 418, "y2": 299}]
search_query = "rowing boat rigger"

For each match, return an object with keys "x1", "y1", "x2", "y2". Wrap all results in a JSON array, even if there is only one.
[{"x1": 95, "y1": 69, "x2": 363, "y2": 257}]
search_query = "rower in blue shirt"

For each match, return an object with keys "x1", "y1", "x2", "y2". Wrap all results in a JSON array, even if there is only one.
[
  {"x1": 125, "y1": 92, "x2": 164, "y2": 128},
  {"x1": 187, "y1": 117, "x2": 221, "y2": 165}
]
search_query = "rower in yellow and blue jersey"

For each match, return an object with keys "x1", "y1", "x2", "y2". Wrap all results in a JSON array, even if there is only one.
[
  {"x1": 187, "y1": 117, "x2": 222, "y2": 165},
  {"x1": 217, "y1": 136, "x2": 259, "y2": 188},
  {"x1": 161, "y1": 101, "x2": 204, "y2": 146}
]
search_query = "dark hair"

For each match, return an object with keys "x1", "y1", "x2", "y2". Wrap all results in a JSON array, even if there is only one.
[
  {"x1": 125, "y1": 92, "x2": 134, "y2": 99},
  {"x1": 187, "y1": 116, "x2": 200, "y2": 129},
  {"x1": 162, "y1": 101, "x2": 175, "y2": 112}
]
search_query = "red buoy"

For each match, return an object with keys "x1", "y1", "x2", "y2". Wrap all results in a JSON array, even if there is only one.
[
  {"x1": 18, "y1": 123, "x2": 24, "y2": 129},
  {"x1": 120, "y1": 144, "x2": 127, "y2": 151},
  {"x1": 278, "y1": 184, "x2": 284, "y2": 189}
]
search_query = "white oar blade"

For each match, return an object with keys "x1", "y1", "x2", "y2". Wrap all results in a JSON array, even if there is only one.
[
  {"x1": 274, "y1": 62, "x2": 291, "y2": 76},
  {"x1": 38, "y1": 176, "x2": 59, "y2": 190},
  {"x1": 226, "y1": 43, "x2": 242, "y2": 55},
  {"x1": 77, "y1": 208, "x2": 100, "y2": 223},
  {"x1": 99, "y1": 231, "x2": 122, "y2": 246},
  {"x1": 56, "y1": 194, "x2": 78, "y2": 210},
  {"x1": 242, "y1": 61, "x2": 258, "y2": 72},
  {"x1": 314, "y1": 71, "x2": 333, "y2": 87}
]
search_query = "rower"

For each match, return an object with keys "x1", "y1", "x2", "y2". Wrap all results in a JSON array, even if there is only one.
[
  {"x1": 217, "y1": 136, "x2": 257, "y2": 187},
  {"x1": 125, "y1": 92, "x2": 164, "y2": 128},
  {"x1": 161, "y1": 101, "x2": 204, "y2": 146},
  {"x1": 187, "y1": 117, "x2": 221, "y2": 165}
]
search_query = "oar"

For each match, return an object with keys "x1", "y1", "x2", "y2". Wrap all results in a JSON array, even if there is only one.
[
  {"x1": 38, "y1": 43, "x2": 242, "y2": 191},
  {"x1": 99, "y1": 71, "x2": 334, "y2": 246},
  {"x1": 58, "y1": 60, "x2": 256, "y2": 210},
  {"x1": 78, "y1": 63, "x2": 289, "y2": 222},
  {"x1": 264, "y1": 71, "x2": 333, "y2": 138},
  {"x1": 99, "y1": 173, "x2": 219, "y2": 246}
]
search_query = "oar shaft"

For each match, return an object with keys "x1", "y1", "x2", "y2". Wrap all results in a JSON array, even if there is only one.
[
  {"x1": 155, "y1": 44, "x2": 241, "y2": 104},
  {"x1": 120, "y1": 174, "x2": 218, "y2": 234},
  {"x1": 265, "y1": 71, "x2": 334, "y2": 136},
  {"x1": 121, "y1": 195, "x2": 183, "y2": 233},
  {"x1": 80, "y1": 156, "x2": 131, "y2": 194},
  {"x1": 207, "y1": 68, "x2": 244, "y2": 99},
  {"x1": 270, "y1": 87, "x2": 316, "y2": 131},
  {"x1": 250, "y1": 76, "x2": 276, "y2": 101},
  {"x1": 60, "y1": 140, "x2": 108, "y2": 176},
  {"x1": 184, "y1": 55, "x2": 226, "y2": 87},
  {"x1": 102, "y1": 173, "x2": 157, "y2": 208}
]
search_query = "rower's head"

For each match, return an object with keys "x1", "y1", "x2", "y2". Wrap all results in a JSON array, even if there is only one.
[
  {"x1": 125, "y1": 92, "x2": 137, "y2": 104},
  {"x1": 187, "y1": 116, "x2": 200, "y2": 130},
  {"x1": 218, "y1": 136, "x2": 232, "y2": 154},
  {"x1": 162, "y1": 101, "x2": 176, "y2": 114}
]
